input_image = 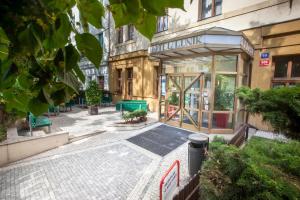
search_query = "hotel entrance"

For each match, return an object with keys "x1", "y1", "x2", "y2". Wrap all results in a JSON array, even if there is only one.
[
  {"x1": 152, "y1": 27, "x2": 255, "y2": 134},
  {"x1": 164, "y1": 73, "x2": 203, "y2": 131}
]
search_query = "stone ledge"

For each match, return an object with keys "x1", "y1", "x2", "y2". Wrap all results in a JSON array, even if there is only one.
[{"x1": 0, "y1": 131, "x2": 69, "y2": 167}]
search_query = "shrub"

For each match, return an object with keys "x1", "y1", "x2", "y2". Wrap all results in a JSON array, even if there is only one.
[
  {"x1": 200, "y1": 137, "x2": 300, "y2": 200},
  {"x1": 236, "y1": 86, "x2": 300, "y2": 140},
  {"x1": 0, "y1": 124, "x2": 7, "y2": 142},
  {"x1": 122, "y1": 109, "x2": 147, "y2": 122},
  {"x1": 85, "y1": 81, "x2": 102, "y2": 106},
  {"x1": 212, "y1": 135, "x2": 226, "y2": 144}
]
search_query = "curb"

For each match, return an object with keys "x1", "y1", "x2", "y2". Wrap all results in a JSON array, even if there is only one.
[{"x1": 68, "y1": 130, "x2": 106, "y2": 143}]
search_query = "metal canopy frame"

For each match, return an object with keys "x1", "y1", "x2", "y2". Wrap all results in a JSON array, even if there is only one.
[{"x1": 149, "y1": 27, "x2": 255, "y2": 59}]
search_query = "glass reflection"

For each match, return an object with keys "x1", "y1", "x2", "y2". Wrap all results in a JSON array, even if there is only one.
[
  {"x1": 215, "y1": 55, "x2": 237, "y2": 72},
  {"x1": 212, "y1": 113, "x2": 233, "y2": 129},
  {"x1": 214, "y1": 75, "x2": 236, "y2": 111},
  {"x1": 163, "y1": 56, "x2": 212, "y2": 73}
]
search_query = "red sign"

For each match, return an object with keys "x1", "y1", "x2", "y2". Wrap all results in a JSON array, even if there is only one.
[
  {"x1": 259, "y1": 59, "x2": 270, "y2": 66},
  {"x1": 160, "y1": 160, "x2": 180, "y2": 200}
]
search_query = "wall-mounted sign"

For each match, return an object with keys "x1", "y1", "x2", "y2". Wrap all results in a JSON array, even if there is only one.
[
  {"x1": 259, "y1": 59, "x2": 270, "y2": 66},
  {"x1": 260, "y1": 52, "x2": 269, "y2": 59},
  {"x1": 259, "y1": 50, "x2": 270, "y2": 67},
  {"x1": 160, "y1": 160, "x2": 180, "y2": 200}
]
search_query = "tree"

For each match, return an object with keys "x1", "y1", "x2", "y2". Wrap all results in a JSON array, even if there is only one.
[
  {"x1": 0, "y1": 0, "x2": 184, "y2": 116},
  {"x1": 236, "y1": 86, "x2": 300, "y2": 140}
]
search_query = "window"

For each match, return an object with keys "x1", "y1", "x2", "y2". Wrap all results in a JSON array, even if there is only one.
[
  {"x1": 98, "y1": 32, "x2": 104, "y2": 47},
  {"x1": 126, "y1": 68, "x2": 133, "y2": 96},
  {"x1": 117, "y1": 27, "x2": 123, "y2": 44},
  {"x1": 200, "y1": 0, "x2": 222, "y2": 20},
  {"x1": 127, "y1": 24, "x2": 134, "y2": 41},
  {"x1": 116, "y1": 69, "x2": 122, "y2": 93},
  {"x1": 156, "y1": 16, "x2": 168, "y2": 33},
  {"x1": 98, "y1": 75, "x2": 104, "y2": 90},
  {"x1": 272, "y1": 55, "x2": 300, "y2": 87}
]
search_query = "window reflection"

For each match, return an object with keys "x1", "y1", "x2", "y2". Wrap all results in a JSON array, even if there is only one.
[
  {"x1": 215, "y1": 55, "x2": 237, "y2": 72},
  {"x1": 212, "y1": 113, "x2": 233, "y2": 129},
  {"x1": 163, "y1": 56, "x2": 212, "y2": 73},
  {"x1": 202, "y1": 0, "x2": 212, "y2": 19},
  {"x1": 214, "y1": 75, "x2": 236, "y2": 111}
]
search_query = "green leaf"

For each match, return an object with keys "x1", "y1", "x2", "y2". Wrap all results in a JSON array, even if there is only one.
[
  {"x1": 165, "y1": 0, "x2": 185, "y2": 9},
  {"x1": 75, "y1": 33, "x2": 102, "y2": 67},
  {"x1": 54, "y1": 48, "x2": 64, "y2": 70},
  {"x1": 140, "y1": 0, "x2": 167, "y2": 15},
  {"x1": 18, "y1": 24, "x2": 40, "y2": 54},
  {"x1": 43, "y1": 14, "x2": 72, "y2": 49},
  {"x1": 42, "y1": 0, "x2": 76, "y2": 12},
  {"x1": 77, "y1": 0, "x2": 104, "y2": 29},
  {"x1": 73, "y1": 64, "x2": 85, "y2": 83},
  {"x1": 28, "y1": 97, "x2": 49, "y2": 116},
  {"x1": 57, "y1": 71, "x2": 81, "y2": 93},
  {"x1": 65, "y1": 44, "x2": 80, "y2": 71},
  {"x1": 134, "y1": 12, "x2": 157, "y2": 40},
  {"x1": 109, "y1": 3, "x2": 136, "y2": 27},
  {"x1": 0, "y1": 27, "x2": 9, "y2": 60},
  {"x1": 140, "y1": 0, "x2": 185, "y2": 17}
]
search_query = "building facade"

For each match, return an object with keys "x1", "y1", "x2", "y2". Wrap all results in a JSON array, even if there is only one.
[
  {"x1": 152, "y1": 0, "x2": 300, "y2": 134},
  {"x1": 109, "y1": 20, "x2": 160, "y2": 111},
  {"x1": 74, "y1": 1, "x2": 110, "y2": 90},
  {"x1": 109, "y1": 0, "x2": 300, "y2": 134}
]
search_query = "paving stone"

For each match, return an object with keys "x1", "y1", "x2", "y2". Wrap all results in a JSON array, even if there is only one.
[{"x1": 0, "y1": 144, "x2": 152, "y2": 200}]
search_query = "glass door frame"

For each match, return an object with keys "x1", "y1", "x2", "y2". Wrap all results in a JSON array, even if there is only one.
[{"x1": 161, "y1": 73, "x2": 204, "y2": 131}]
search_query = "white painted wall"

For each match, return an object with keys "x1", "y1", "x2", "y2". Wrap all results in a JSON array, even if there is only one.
[{"x1": 152, "y1": 0, "x2": 300, "y2": 42}]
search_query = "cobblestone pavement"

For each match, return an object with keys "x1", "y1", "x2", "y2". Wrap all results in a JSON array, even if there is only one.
[
  {"x1": 0, "y1": 142, "x2": 159, "y2": 200},
  {"x1": 1, "y1": 123, "x2": 202, "y2": 200}
]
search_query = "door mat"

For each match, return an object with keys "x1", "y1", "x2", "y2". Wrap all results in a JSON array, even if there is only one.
[{"x1": 127, "y1": 124, "x2": 194, "y2": 156}]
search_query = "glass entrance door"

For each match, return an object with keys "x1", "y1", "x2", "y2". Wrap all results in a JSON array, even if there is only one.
[{"x1": 163, "y1": 73, "x2": 203, "y2": 130}]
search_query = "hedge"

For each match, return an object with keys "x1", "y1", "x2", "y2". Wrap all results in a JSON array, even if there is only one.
[
  {"x1": 123, "y1": 109, "x2": 147, "y2": 122},
  {"x1": 200, "y1": 137, "x2": 300, "y2": 200}
]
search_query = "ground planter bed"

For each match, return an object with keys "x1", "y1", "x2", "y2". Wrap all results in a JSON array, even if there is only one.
[{"x1": 116, "y1": 100, "x2": 148, "y2": 112}]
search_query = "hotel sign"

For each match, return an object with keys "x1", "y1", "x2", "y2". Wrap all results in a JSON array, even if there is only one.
[
  {"x1": 151, "y1": 35, "x2": 203, "y2": 54},
  {"x1": 150, "y1": 34, "x2": 255, "y2": 58}
]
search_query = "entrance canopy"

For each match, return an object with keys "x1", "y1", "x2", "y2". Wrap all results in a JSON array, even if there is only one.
[{"x1": 149, "y1": 27, "x2": 254, "y2": 59}]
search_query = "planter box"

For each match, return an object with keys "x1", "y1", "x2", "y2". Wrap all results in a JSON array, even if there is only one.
[{"x1": 88, "y1": 106, "x2": 98, "y2": 115}]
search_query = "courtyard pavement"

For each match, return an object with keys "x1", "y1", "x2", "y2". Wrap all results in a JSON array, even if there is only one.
[
  {"x1": 0, "y1": 106, "x2": 237, "y2": 200},
  {"x1": 0, "y1": 106, "x2": 195, "y2": 200}
]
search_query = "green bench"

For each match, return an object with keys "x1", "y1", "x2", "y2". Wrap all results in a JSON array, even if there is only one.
[
  {"x1": 101, "y1": 91, "x2": 112, "y2": 106},
  {"x1": 28, "y1": 113, "x2": 52, "y2": 135},
  {"x1": 48, "y1": 105, "x2": 59, "y2": 116},
  {"x1": 116, "y1": 100, "x2": 148, "y2": 112}
]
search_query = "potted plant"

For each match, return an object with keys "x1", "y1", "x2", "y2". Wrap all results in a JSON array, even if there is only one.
[
  {"x1": 167, "y1": 93, "x2": 179, "y2": 116},
  {"x1": 214, "y1": 76, "x2": 234, "y2": 128},
  {"x1": 85, "y1": 80, "x2": 102, "y2": 115}
]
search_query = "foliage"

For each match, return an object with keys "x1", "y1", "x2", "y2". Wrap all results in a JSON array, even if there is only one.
[
  {"x1": 85, "y1": 81, "x2": 102, "y2": 106},
  {"x1": 236, "y1": 86, "x2": 300, "y2": 140},
  {"x1": 123, "y1": 109, "x2": 147, "y2": 122},
  {"x1": 0, "y1": 124, "x2": 7, "y2": 142},
  {"x1": 168, "y1": 93, "x2": 179, "y2": 106},
  {"x1": 214, "y1": 75, "x2": 235, "y2": 111},
  {"x1": 212, "y1": 135, "x2": 226, "y2": 144},
  {"x1": 200, "y1": 137, "x2": 300, "y2": 200},
  {"x1": 0, "y1": 0, "x2": 184, "y2": 116}
]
